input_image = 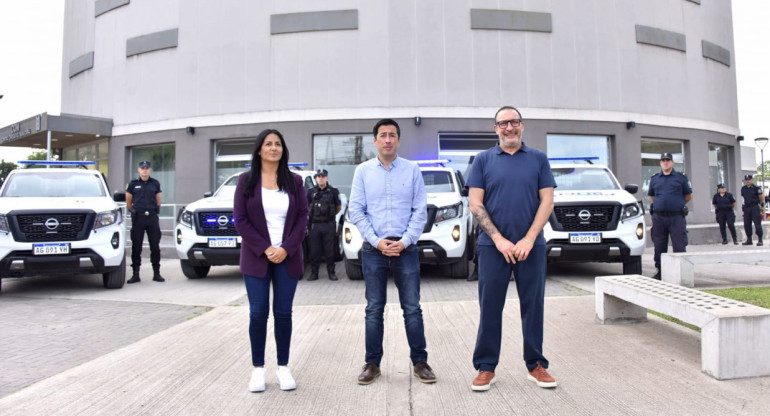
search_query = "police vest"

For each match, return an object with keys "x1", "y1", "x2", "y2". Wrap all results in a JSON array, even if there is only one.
[{"x1": 309, "y1": 187, "x2": 337, "y2": 222}]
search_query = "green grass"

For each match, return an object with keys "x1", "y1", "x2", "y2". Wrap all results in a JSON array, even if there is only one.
[{"x1": 650, "y1": 286, "x2": 770, "y2": 332}]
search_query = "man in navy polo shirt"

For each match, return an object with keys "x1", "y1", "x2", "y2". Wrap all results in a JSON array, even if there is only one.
[{"x1": 466, "y1": 106, "x2": 557, "y2": 392}]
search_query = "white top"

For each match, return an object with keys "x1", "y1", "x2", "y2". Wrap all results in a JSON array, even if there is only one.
[{"x1": 261, "y1": 187, "x2": 289, "y2": 247}]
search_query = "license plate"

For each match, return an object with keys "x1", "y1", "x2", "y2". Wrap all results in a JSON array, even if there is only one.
[
  {"x1": 208, "y1": 237, "x2": 237, "y2": 248},
  {"x1": 569, "y1": 233, "x2": 602, "y2": 244},
  {"x1": 33, "y1": 243, "x2": 71, "y2": 255}
]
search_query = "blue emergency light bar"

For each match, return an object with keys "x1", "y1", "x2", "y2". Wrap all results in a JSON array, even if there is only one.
[
  {"x1": 18, "y1": 160, "x2": 96, "y2": 166},
  {"x1": 415, "y1": 159, "x2": 451, "y2": 167},
  {"x1": 288, "y1": 162, "x2": 308, "y2": 167},
  {"x1": 547, "y1": 157, "x2": 599, "y2": 161}
]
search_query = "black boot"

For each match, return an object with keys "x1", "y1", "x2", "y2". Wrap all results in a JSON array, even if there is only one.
[
  {"x1": 721, "y1": 239, "x2": 728, "y2": 245},
  {"x1": 734, "y1": 239, "x2": 739, "y2": 245},
  {"x1": 307, "y1": 269, "x2": 319, "y2": 281},
  {"x1": 743, "y1": 240, "x2": 753, "y2": 246},
  {"x1": 153, "y1": 269, "x2": 165, "y2": 282},
  {"x1": 127, "y1": 270, "x2": 141, "y2": 284},
  {"x1": 758, "y1": 240, "x2": 764, "y2": 247}
]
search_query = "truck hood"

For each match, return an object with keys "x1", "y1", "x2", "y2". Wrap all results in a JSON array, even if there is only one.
[
  {"x1": 426, "y1": 192, "x2": 462, "y2": 208},
  {"x1": 0, "y1": 197, "x2": 118, "y2": 213},
  {"x1": 184, "y1": 195, "x2": 235, "y2": 212},
  {"x1": 554, "y1": 189, "x2": 637, "y2": 205}
]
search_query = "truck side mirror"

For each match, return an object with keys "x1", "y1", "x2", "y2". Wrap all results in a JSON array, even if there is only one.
[
  {"x1": 113, "y1": 191, "x2": 126, "y2": 202},
  {"x1": 624, "y1": 184, "x2": 639, "y2": 194},
  {"x1": 203, "y1": 191, "x2": 213, "y2": 198}
]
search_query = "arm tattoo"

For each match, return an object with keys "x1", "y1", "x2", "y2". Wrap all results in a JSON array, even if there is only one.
[{"x1": 472, "y1": 205, "x2": 499, "y2": 238}]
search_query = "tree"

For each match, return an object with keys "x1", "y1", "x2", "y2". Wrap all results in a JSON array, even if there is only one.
[
  {"x1": 755, "y1": 160, "x2": 770, "y2": 183},
  {"x1": 0, "y1": 160, "x2": 17, "y2": 184}
]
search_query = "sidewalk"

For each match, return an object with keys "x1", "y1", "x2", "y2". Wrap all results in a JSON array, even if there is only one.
[{"x1": 1, "y1": 245, "x2": 769, "y2": 415}]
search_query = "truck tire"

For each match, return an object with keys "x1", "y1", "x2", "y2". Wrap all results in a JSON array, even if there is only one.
[
  {"x1": 181, "y1": 260, "x2": 210, "y2": 279},
  {"x1": 450, "y1": 246, "x2": 470, "y2": 279},
  {"x1": 345, "y1": 257, "x2": 363, "y2": 280},
  {"x1": 334, "y1": 232, "x2": 344, "y2": 262},
  {"x1": 103, "y1": 257, "x2": 126, "y2": 289},
  {"x1": 623, "y1": 256, "x2": 642, "y2": 275}
]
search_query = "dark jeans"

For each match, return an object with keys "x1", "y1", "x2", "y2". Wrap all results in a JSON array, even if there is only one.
[
  {"x1": 716, "y1": 210, "x2": 737, "y2": 242},
  {"x1": 473, "y1": 244, "x2": 548, "y2": 373},
  {"x1": 743, "y1": 205, "x2": 763, "y2": 241},
  {"x1": 244, "y1": 263, "x2": 299, "y2": 367},
  {"x1": 361, "y1": 242, "x2": 427, "y2": 366},
  {"x1": 130, "y1": 212, "x2": 161, "y2": 272},
  {"x1": 308, "y1": 221, "x2": 336, "y2": 275},
  {"x1": 651, "y1": 213, "x2": 687, "y2": 269}
]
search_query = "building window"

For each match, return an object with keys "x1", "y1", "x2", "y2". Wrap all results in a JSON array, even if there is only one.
[
  {"x1": 61, "y1": 138, "x2": 110, "y2": 178},
  {"x1": 130, "y1": 144, "x2": 176, "y2": 216},
  {"x1": 641, "y1": 139, "x2": 685, "y2": 210},
  {"x1": 313, "y1": 134, "x2": 376, "y2": 198},
  {"x1": 546, "y1": 135, "x2": 610, "y2": 167},
  {"x1": 709, "y1": 144, "x2": 731, "y2": 193},
  {"x1": 215, "y1": 139, "x2": 253, "y2": 188}
]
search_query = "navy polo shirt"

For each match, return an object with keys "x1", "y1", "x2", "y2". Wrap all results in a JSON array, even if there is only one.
[
  {"x1": 741, "y1": 184, "x2": 762, "y2": 206},
  {"x1": 126, "y1": 177, "x2": 162, "y2": 212},
  {"x1": 466, "y1": 143, "x2": 556, "y2": 246},
  {"x1": 712, "y1": 192, "x2": 735, "y2": 212},
  {"x1": 647, "y1": 170, "x2": 691, "y2": 212}
]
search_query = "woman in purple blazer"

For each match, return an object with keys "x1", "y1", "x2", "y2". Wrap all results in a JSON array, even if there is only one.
[{"x1": 233, "y1": 129, "x2": 309, "y2": 393}]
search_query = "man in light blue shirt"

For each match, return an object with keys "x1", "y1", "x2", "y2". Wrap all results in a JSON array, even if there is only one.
[{"x1": 348, "y1": 118, "x2": 436, "y2": 385}]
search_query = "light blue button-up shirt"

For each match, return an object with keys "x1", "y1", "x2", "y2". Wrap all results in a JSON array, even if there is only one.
[{"x1": 348, "y1": 156, "x2": 427, "y2": 248}]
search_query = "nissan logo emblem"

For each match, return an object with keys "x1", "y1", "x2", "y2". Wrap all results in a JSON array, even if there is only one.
[
  {"x1": 578, "y1": 210, "x2": 592, "y2": 221},
  {"x1": 45, "y1": 218, "x2": 60, "y2": 230},
  {"x1": 217, "y1": 215, "x2": 229, "y2": 226}
]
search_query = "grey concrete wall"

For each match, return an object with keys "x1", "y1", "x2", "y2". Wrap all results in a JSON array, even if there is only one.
[{"x1": 62, "y1": 0, "x2": 738, "y2": 129}]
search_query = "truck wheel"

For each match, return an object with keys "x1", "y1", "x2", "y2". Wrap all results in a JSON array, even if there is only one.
[
  {"x1": 623, "y1": 256, "x2": 642, "y2": 275},
  {"x1": 181, "y1": 260, "x2": 210, "y2": 279},
  {"x1": 450, "y1": 246, "x2": 470, "y2": 279},
  {"x1": 103, "y1": 257, "x2": 126, "y2": 289},
  {"x1": 345, "y1": 257, "x2": 363, "y2": 280},
  {"x1": 333, "y1": 233, "x2": 344, "y2": 262}
]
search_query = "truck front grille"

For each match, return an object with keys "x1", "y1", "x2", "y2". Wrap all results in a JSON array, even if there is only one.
[
  {"x1": 14, "y1": 212, "x2": 91, "y2": 242},
  {"x1": 551, "y1": 204, "x2": 620, "y2": 232},
  {"x1": 196, "y1": 211, "x2": 238, "y2": 236}
]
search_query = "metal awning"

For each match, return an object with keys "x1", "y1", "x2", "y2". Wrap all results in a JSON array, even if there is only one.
[{"x1": 0, "y1": 113, "x2": 113, "y2": 150}]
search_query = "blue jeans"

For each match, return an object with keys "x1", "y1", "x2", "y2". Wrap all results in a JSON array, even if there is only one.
[
  {"x1": 244, "y1": 262, "x2": 298, "y2": 367},
  {"x1": 361, "y1": 242, "x2": 427, "y2": 366},
  {"x1": 473, "y1": 244, "x2": 548, "y2": 372}
]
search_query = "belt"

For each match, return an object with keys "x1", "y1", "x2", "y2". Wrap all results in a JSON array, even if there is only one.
[
  {"x1": 384, "y1": 236, "x2": 401, "y2": 241},
  {"x1": 136, "y1": 210, "x2": 156, "y2": 216},
  {"x1": 655, "y1": 211, "x2": 682, "y2": 217}
]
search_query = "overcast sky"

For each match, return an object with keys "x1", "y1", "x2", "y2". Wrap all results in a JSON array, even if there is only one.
[{"x1": 1, "y1": 1, "x2": 769, "y2": 162}]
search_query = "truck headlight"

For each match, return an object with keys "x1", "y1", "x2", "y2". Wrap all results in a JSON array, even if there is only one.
[
  {"x1": 0, "y1": 214, "x2": 9, "y2": 234},
  {"x1": 94, "y1": 209, "x2": 122, "y2": 230},
  {"x1": 435, "y1": 202, "x2": 463, "y2": 224},
  {"x1": 621, "y1": 202, "x2": 642, "y2": 220},
  {"x1": 179, "y1": 209, "x2": 193, "y2": 228}
]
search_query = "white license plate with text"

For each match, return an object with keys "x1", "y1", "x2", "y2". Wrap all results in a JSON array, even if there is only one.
[
  {"x1": 208, "y1": 237, "x2": 237, "y2": 248},
  {"x1": 33, "y1": 243, "x2": 71, "y2": 255},
  {"x1": 569, "y1": 233, "x2": 602, "y2": 244}
]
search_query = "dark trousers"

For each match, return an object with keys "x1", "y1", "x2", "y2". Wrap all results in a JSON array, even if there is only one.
[
  {"x1": 743, "y1": 205, "x2": 763, "y2": 241},
  {"x1": 651, "y1": 214, "x2": 687, "y2": 269},
  {"x1": 361, "y1": 242, "x2": 427, "y2": 366},
  {"x1": 473, "y1": 244, "x2": 548, "y2": 372},
  {"x1": 308, "y1": 221, "x2": 336, "y2": 275},
  {"x1": 244, "y1": 263, "x2": 299, "y2": 367},
  {"x1": 130, "y1": 212, "x2": 161, "y2": 272},
  {"x1": 716, "y1": 210, "x2": 737, "y2": 242}
]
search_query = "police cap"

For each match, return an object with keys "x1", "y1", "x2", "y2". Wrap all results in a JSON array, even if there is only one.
[
  {"x1": 314, "y1": 169, "x2": 328, "y2": 177},
  {"x1": 745, "y1": 174, "x2": 753, "y2": 180},
  {"x1": 138, "y1": 160, "x2": 152, "y2": 168},
  {"x1": 660, "y1": 152, "x2": 673, "y2": 161},
  {"x1": 717, "y1": 183, "x2": 725, "y2": 189}
]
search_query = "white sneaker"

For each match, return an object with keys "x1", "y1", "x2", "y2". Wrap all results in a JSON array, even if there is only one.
[
  {"x1": 249, "y1": 367, "x2": 266, "y2": 392},
  {"x1": 276, "y1": 366, "x2": 297, "y2": 391}
]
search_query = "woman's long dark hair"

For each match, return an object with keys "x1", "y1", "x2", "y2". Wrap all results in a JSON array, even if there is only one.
[{"x1": 243, "y1": 129, "x2": 296, "y2": 197}]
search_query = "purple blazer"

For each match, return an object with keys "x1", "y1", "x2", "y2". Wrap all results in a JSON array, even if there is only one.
[{"x1": 233, "y1": 172, "x2": 309, "y2": 278}]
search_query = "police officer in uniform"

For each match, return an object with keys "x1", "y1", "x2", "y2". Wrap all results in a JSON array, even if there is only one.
[
  {"x1": 648, "y1": 152, "x2": 692, "y2": 279},
  {"x1": 740, "y1": 174, "x2": 764, "y2": 246},
  {"x1": 306, "y1": 169, "x2": 341, "y2": 281},
  {"x1": 126, "y1": 160, "x2": 164, "y2": 283},
  {"x1": 712, "y1": 183, "x2": 738, "y2": 245}
]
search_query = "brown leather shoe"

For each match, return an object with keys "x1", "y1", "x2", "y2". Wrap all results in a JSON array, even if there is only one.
[
  {"x1": 357, "y1": 363, "x2": 381, "y2": 385},
  {"x1": 413, "y1": 361, "x2": 436, "y2": 383},
  {"x1": 471, "y1": 370, "x2": 496, "y2": 391},
  {"x1": 527, "y1": 363, "x2": 557, "y2": 388}
]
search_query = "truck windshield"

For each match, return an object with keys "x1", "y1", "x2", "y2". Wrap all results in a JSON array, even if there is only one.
[
  {"x1": 422, "y1": 171, "x2": 455, "y2": 193},
  {"x1": 2, "y1": 172, "x2": 106, "y2": 197},
  {"x1": 552, "y1": 167, "x2": 618, "y2": 191}
]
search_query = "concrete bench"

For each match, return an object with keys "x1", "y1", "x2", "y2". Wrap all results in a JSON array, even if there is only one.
[
  {"x1": 661, "y1": 249, "x2": 770, "y2": 287},
  {"x1": 595, "y1": 274, "x2": 770, "y2": 380}
]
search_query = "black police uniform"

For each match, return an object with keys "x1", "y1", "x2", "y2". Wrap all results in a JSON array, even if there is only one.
[
  {"x1": 740, "y1": 181, "x2": 763, "y2": 245},
  {"x1": 648, "y1": 168, "x2": 692, "y2": 275},
  {"x1": 306, "y1": 183, "x2": 341, "y2": 280},
  {"x1": 127, "y1": 176, "x2": 163, "y2": 278},
  {"x1": 712, "y1": 188, "x2": 738, "y2": 244}
]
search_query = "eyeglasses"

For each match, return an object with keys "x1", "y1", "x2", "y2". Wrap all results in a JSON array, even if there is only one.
[{"x1": 496, "y1": 119, "x2": 522, "y2": 129}]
